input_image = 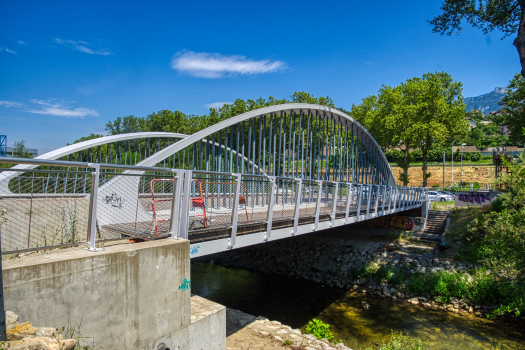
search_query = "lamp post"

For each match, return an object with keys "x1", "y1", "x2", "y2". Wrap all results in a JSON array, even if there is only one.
[{"x1": 460, "y1": 143, "x2": 466, "y2": 187}]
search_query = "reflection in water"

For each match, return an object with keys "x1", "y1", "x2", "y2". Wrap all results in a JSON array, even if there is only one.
[{"x1": 191, "y1": 262, "x2": 525, "y2": 349}]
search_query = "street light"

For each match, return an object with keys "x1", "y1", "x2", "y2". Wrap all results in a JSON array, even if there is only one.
[{"x1": 460, "y1": 143, "x2": 466, "y2": 187}]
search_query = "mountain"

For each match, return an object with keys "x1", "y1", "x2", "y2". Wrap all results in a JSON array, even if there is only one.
[{"x1": 465, "y1": 87, "x2": 506, "y2": 113}]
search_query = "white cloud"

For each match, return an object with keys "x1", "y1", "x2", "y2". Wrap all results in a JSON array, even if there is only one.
[
  {"x1": 0, "y1": 100, "x2": 22, "y2": 107},
  {"x1": 171, "y1": 51, "x2": 286, "y2": 78},
  {"x1": 1, "y1": 48, "x2": 17, "y2": 54},
  {"x1": 17, "y1": 40, "x2": 27, "y2": 45},
  {"x1": 54, "y1": 38, "x2": 111, "y2": 55},
  {"x1": 27, "y1": 99, "x2": 99, "y2": 118},
  {"x1": 206, "y1": 101, "x2": 232, "y2": 109}
]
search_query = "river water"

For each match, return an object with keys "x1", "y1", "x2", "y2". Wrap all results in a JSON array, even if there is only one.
[{"x1": 191, "y1": 262, "x2": 525, "y2": 350}]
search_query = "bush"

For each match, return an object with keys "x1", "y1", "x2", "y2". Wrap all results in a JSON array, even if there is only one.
[
  {"x1": 471, "y1": 152, "x2": 481, "y2": 161},
  {"x1": 305, "y1": 319, "x2": 334, "y2": 341}
]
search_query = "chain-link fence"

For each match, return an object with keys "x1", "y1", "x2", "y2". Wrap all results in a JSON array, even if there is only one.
[{"x1": 0, "y1": 169, "x2": 92, "y2": 252}]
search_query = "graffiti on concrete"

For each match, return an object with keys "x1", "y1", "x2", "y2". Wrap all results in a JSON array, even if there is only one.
[
  {"x1": 455, "y1": 191, "x2": 499, "y2": 207},
  {"x1": 178, "y1": 278, "x2": 191, "y2": 291},
  {"x1": 392, "y1": 217, "x2": 414, "y2": 230},
  {"x1": 105, "y1": 193, "x2": 125, "y2": 209},
  {"x1": 190, "y1": 245, "x2": 200, "y2": 256},
  {"x1": 458, "y1": 193, "x2": 492, "y2": 204}
]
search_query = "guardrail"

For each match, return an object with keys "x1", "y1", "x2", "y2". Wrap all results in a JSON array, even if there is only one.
[{"x1": 0, "y1": 158, "x2": 427, "y2": 255}]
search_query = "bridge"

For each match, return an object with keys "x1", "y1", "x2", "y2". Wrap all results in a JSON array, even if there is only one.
[{"x1": 0, "y1": 104, "x2": 427, "y2": 258}]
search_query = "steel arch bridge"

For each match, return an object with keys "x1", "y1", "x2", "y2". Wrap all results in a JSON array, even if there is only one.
[{"x1": 0, "y1": 104, "x2": 427, "y2": 257}]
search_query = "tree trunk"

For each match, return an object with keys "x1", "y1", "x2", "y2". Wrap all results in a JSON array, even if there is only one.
[{"x1": 514, "y1": 1, "x2": 525, "y2": 78}]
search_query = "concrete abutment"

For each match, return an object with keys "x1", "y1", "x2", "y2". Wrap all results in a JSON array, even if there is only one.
[{"x1": 2, "y1": 239, "x2": 225, "y2": 350}]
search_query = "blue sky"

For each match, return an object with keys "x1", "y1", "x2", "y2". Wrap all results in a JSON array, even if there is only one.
[{"x1": 0, "y1": 0, "x2": 519, "y2": 153}]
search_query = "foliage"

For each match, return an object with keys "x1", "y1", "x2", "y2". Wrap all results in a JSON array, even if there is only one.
[
  {"x1": 11, "y1": 140, "x2": 33, "y2": 158},
  {"x1": 429, "y1": 1, "x2": 525, "y2": 76},
  {"x1": 304, "y1": 319, "x2": 334, "y2": 341},
  {"x1": 366, "y1": 331, "x2": 424, "y2": 350},
  {"x1": 352, "y1": 72, "x2": 467, "y2": 186},
  {"x1": 500, "y1": 73, "x2": 525, "y2": 144}
]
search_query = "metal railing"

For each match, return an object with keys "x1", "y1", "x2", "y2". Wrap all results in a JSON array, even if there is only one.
[{"x1": 0, "y1": 158, "x2": 427, "y2": 255}]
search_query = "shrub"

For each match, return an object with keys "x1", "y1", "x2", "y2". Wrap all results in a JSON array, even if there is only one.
[
  {"x1": 305, "y1": 319, "x2": 334, "y2": 341},
  {"x1": 366, "y1": 331, "x2": 424, "y2": 350}
]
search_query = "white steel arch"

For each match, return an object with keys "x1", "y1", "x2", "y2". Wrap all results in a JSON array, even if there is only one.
[
  {"x1": 131, "y1": 104, "x2": 395, "y2": 186},
  {"x1": 0, "y1": 132, "x2": 188, "y2": 194}
]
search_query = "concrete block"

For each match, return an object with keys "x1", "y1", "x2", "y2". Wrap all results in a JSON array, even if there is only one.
[{"x1": 3, "y1": 239, "x2": 191, "y2": 350}]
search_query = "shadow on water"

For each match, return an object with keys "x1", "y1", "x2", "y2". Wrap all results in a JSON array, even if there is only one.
[
  {"x1": 191, "y1": 262, "x2": 525, "y2": 349},
  {"x1": 191, "y1": 261, "x2": 346, "y2": 328}
]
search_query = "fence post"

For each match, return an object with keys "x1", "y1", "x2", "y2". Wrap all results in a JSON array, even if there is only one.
[
  {"x1": 85, "y1": 163, "x2": 103, "y2": 252},
  {"x1": 344, "y1": 183, "x2": 352, "y2": 223},
  {"x1": 179, "y1": 170, "x2": 192, "y2": 240},
  {"x1": 313, "y1": 180, "x2": 322, "y2": 231},
  {"x1": 265, "y1": 176, "x2": 276, "y2": 241},
  {"x1": 169, "y1": 169, "x2": 183, "y2": 239},
  {"x1": 229, "y1": 173, "x2": 242, "y2": 248},
  {"x1": 330, "y1": 182, "x2": 338, "y2": 227},
  {"x1": 292, "y1": 178, "x2": 303, "y2": 234}
]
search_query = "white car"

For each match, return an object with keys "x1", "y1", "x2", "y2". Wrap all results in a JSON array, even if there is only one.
[{"x1": 427, "y1": 191, "x2": 454, "y2": 202}]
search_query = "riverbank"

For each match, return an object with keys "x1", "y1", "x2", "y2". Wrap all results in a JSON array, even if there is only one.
[{"x1": 226, "y1": 308, "x2": 351, "y2": 350}]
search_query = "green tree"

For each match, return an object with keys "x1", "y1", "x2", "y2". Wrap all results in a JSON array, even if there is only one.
[
  {"x1": 352, "y1": 72, "x2": 467, "y2": 186},
  {"x1": 69, "y1": 133, "x2": 104, "y2": 145},
  {"x1": 500, "y1": 73, "x2": 525, "y2": 144},
  {"x1": 105, "y1": 115, "x2": 146, "y2": 135},
  {"x1": 430, "y1": 0, "x2": 525, "y2": 77},
  {"x1": 12, "y1": 140, "x2": 32, "y2": 158},
  {"x1": 408, "y1": 72, "x2": 467, "y2": 186}
]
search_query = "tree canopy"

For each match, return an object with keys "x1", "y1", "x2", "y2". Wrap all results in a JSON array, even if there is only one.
[
  {"x1": 430, "y1": 0, "x2": 525, "y2": 77},
  {"x1": 351, "y1": 72, "x2": 467, "y2": 186},
  {"x1": 500, "y1": 73, "x2": 525, "y2": 143}
]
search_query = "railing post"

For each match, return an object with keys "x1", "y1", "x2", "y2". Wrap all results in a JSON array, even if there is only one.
[
  {"x1": 179, "y1": 170, "x2": 192, "y2": 240},
  {"x1": 402, "y1": 187, "x2": 407, "y2": 209},
  {"x1": 356, "y1": 184, "x2": 363, "y2": 219},
  {"x1": 313, "y1": 180, "x2": 322, "y2": 230},
  {"x1": 292, "y1": 178, "x2": 302, "y2": 234},
  {"x1": 169, "y1": 169, "x2": 183, "y2": 239},
  {"x1": 392, "y1": 186, "x2": 398, "y2": 213},
  {"x1": 265, "y1": 176, "x2": 276, "y2": 241},
  {"x1": 373, "y1": 185, "x2": 380, "y2": 217},
  {"x1": 381, "y1": 185, "x2": 386, "y2": 214},
  {"x1": 85, "y1": 163, "x2": 103, "y2": 252},
  {"x1": 366, "y1": 184, "x2": 372, "y2": 218},
  {"x1": 387, "y1": 185, "x2": 393, "y2": 213},
  {"x1": 229, "y1": 173, "x2": 242, "y2": 248},
  {"x1": 330, "y1": 182, "x2": 338, "y2": 227},
  {"x1": 344, "y1": 183, "x2": 352, "y2": 223}
]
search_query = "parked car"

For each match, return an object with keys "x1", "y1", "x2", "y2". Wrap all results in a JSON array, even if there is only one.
[
  {"x1": 427, "y1": 191, "x2": 454, "y2": 202},
  {"x1": 438, "y1": 191, "x2": 455, "y2": 200}
]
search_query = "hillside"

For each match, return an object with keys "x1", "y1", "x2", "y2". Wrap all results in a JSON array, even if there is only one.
[{"x1": 465, "y1": 87, "x2": 506, "y2": 113}]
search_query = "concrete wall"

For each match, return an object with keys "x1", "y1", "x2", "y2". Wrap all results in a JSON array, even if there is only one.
[{"x1": 3, "y1": 239, "x2": 197, "y2": 349}]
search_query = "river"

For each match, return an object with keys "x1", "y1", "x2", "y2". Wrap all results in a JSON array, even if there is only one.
[{"x1": 191, "y1": 262, "x2": 525, "y2": 350}]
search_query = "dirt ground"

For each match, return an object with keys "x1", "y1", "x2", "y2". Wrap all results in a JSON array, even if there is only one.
[{"x1": 391, "y1": 165, "x2": 495, "y2": 187}]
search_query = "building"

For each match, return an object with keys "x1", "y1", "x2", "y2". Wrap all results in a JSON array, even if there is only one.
[
  {"x1": 4, "y1": 146, "x2": 38, "y2": 157},
  {"x1": 465, "y1": 117, "x2": 477, "y2": 130},
  {"x1": 499, "y1": 125, "x2": 510, "y2": 136}
]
